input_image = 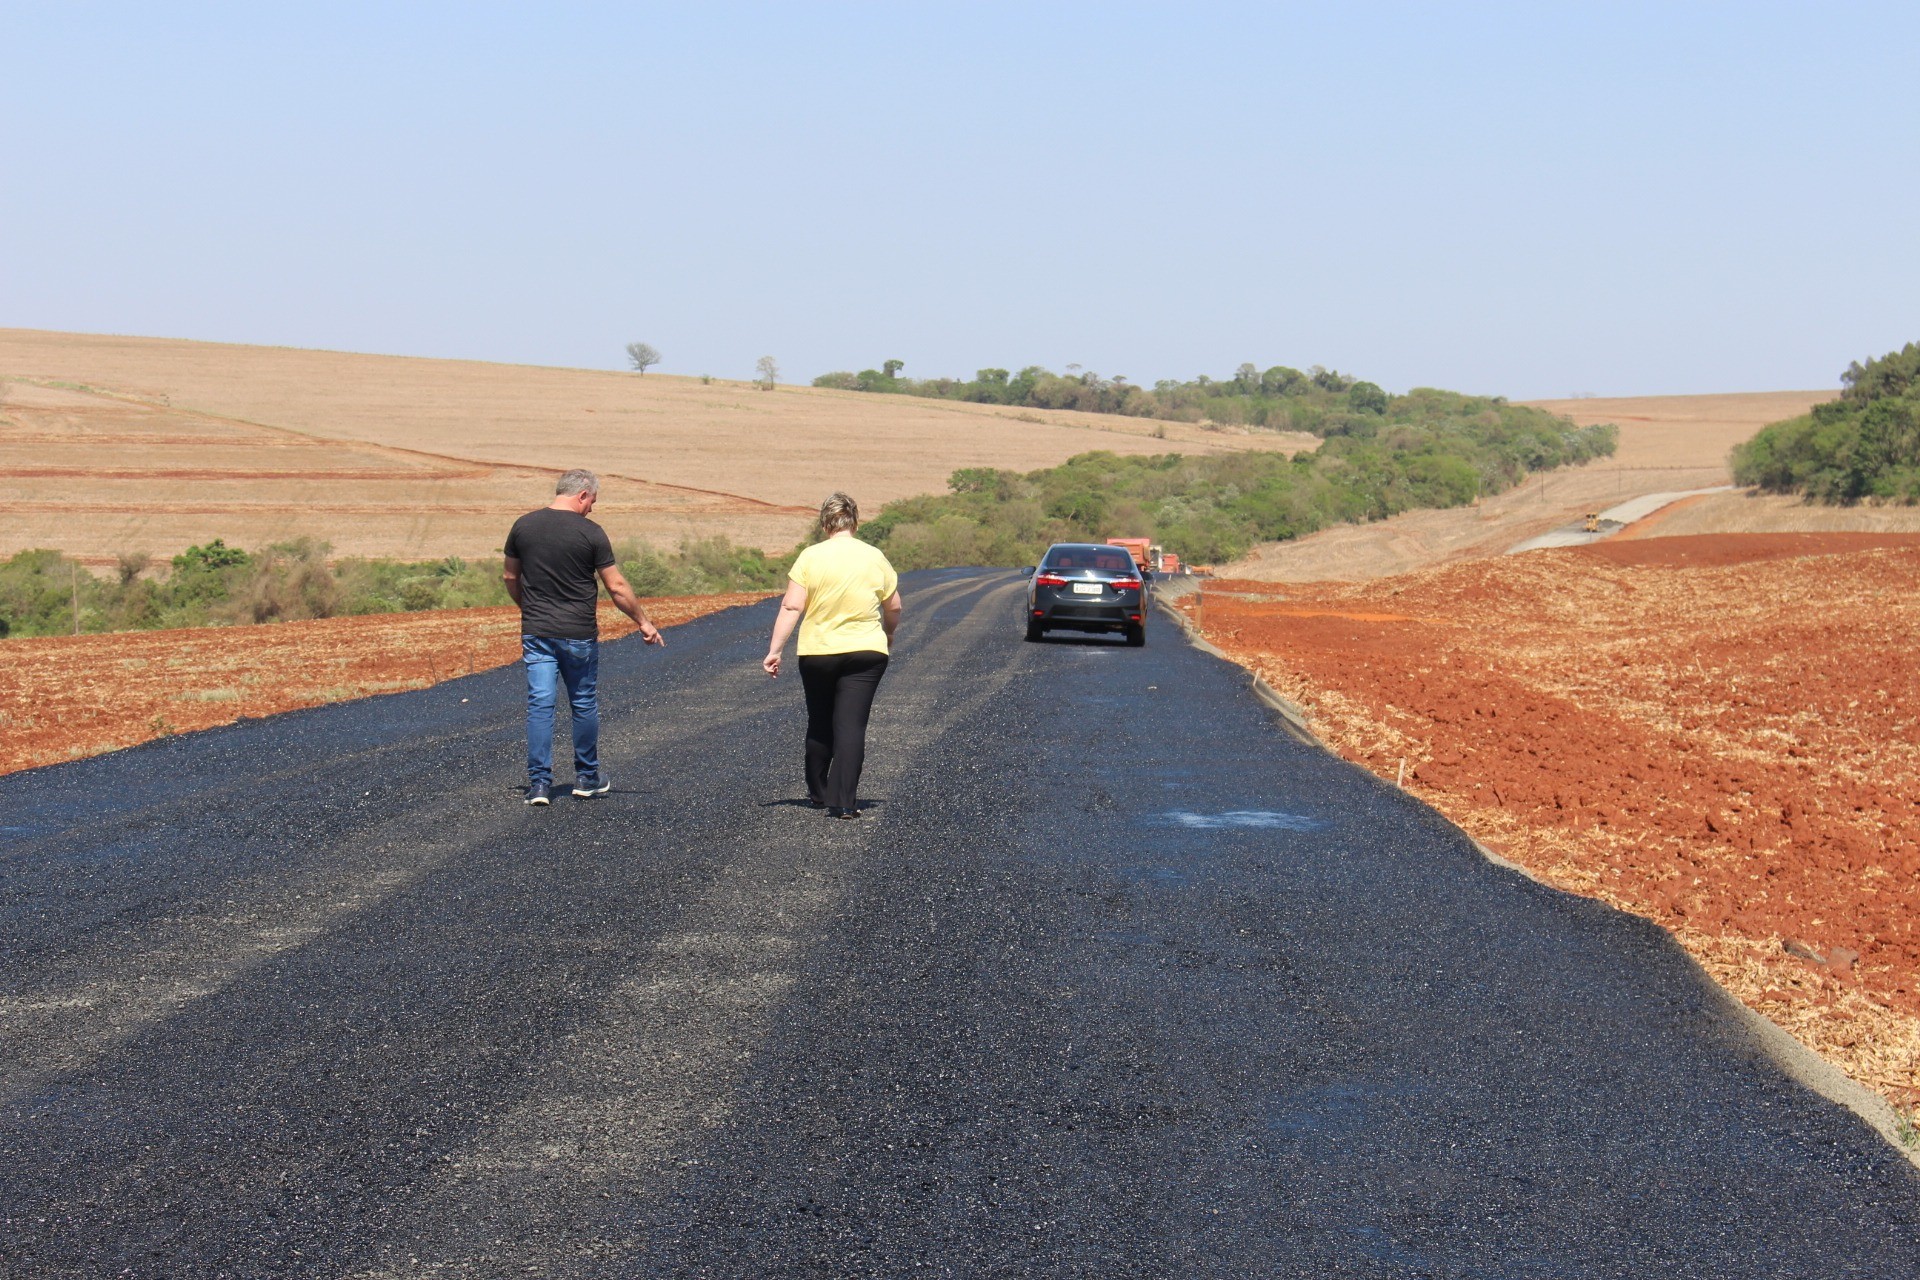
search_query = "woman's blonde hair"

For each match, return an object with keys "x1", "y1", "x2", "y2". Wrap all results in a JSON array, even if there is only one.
[{"x1": 819, "y1": 491, "x2": 859, "y2": 535}]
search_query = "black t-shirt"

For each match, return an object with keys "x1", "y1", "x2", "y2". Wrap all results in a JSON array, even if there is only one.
[{"x1": 503, "y1": 507, "x2": 617, "y2": 639}]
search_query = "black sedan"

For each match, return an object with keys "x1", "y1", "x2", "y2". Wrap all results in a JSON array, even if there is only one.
[{"x1": 1021, "y1": 543, "x2": 1148, "y2": 645}]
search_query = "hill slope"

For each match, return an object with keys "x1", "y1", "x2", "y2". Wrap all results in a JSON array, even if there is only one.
[
  {"x1": 1225, "y1": 391, "x2": 1864, "y2": 581},
  {"x1": 0, "y1": 329, "x2": 1308, "y2": 562}
]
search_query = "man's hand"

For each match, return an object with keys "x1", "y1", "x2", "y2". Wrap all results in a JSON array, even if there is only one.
[{"x1": 599, "y1": 564, "x2": 664, "y2": 646}]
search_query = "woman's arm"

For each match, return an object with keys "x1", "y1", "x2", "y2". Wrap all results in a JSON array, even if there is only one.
[
  {"x1": 763, "y1": 579, "x2": 808, "y2": 676},
  {"x1": 881, "y1": 590, "x2": 902, "y2": 641}
]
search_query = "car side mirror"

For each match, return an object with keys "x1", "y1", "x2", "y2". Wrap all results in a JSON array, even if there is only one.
[
  {"x1": 1019, "y1": 565, "x2": 1035, "y2": 578},
  {"x1": 1140, "y1": 568, "x2": 1155, "y2": 581}
]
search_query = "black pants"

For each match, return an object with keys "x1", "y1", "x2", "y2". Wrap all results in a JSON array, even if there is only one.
[{"x1": 798, "y1": 650, "x2": 889, "y2": 811}]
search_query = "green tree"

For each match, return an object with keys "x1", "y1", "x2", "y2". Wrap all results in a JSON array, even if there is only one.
[
  {"x1": 172, "y1": 538, "x2": 250, "y2": 573},
  {"x1": 1262, "y1": 366, "x2": 1304, "y2": 396},
  {"x1": 1733, "y1": 342, "x2": 1920, "y2": 504},
  {"x1": 1348, "y1": 381, "x2": 1388, "y2": 414}
]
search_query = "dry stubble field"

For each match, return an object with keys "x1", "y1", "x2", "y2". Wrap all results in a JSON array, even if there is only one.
[{"x1": 0, "y1": 328, "x2": 1308, "y2": 565}]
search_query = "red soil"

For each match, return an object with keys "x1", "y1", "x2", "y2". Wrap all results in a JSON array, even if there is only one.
[
  {"x1": 1186, "y1": 533, "x2": 1920, "y2": 1111},
  {"x1": 0, "y1": 595, "x2": 771, "y2": 776}
]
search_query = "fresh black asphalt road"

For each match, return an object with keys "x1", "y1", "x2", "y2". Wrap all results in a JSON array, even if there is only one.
[{"x1": 2, "y1": 569, "x2": 1916, "y2": 1278}]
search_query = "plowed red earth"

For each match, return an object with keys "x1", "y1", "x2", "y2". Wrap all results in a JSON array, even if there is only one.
[
  {"x1": 0, "y1": 595, "x2": 770, "y2": 776},
  {"x1": 1185, "y1": 533, "x2": 1920, "y2": 1114}
]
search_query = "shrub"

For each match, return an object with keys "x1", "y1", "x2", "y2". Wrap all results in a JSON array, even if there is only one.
[
  {"x1": 857, "y1": 392, "x2": 1617, "y2": 570},
  {"x1": 0, "y1": 531, "x2": 806, "y2": 640},
  {"x1": 1733, "y1": 343, "x2": 1920, "y2": 504}
]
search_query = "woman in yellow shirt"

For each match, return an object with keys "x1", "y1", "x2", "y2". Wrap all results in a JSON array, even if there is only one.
[{"x1": 763, "y1": 492, "x2": 903, "y2": 818}]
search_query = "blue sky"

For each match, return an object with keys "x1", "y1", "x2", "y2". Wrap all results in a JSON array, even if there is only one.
[{"x1": 3, "y1": 1, "x2": 1915, "y2": 398}]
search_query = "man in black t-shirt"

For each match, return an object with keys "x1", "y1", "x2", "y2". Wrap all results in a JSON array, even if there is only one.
[{"x1": 503, "y1": 468, "x2": 664, "y2": 805}]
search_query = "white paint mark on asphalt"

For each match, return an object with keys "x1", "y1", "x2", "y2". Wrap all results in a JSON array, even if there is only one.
[{"x1": 1163, "y1": 809, "x2": 1324, "y2": 830}]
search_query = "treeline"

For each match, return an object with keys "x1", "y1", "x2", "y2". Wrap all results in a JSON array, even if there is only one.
[
  {"x1": 864, "y1": 390, "x2": 1619, "y2": 569},
  {"x1": 3, "y1": 368, "x2": 1621, "y2": 636},
  {"x1": 0, "y1": 536, "x2": 793, "y2": 639},
  {"x1": 1731, "y1": 343, "x2": 1920, "y2": 503},
  {"x1": 814, "y1": 358, "x2": 1405, "y2": 432}
]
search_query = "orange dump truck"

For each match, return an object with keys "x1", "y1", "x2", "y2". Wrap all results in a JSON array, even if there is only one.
[
  {"x1": 1106, "y1": 538, "x2": 1153, "y2": 570},
  {"x1": 1160, "y1": 552, "x2": 1182, "y2": 574}
]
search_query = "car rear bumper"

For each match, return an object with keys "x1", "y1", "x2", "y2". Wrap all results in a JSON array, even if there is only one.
[{"x1": 1031, "y1": 600, "x2": 1144, "y2": 631}]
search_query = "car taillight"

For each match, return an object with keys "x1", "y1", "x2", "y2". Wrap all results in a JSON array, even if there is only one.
[
  {"x1": 1112, "y1": 577, "x2": 1142, "y2": 590},
  {"x1": 1034, "y1": 572, "x2": 1070, "y2": 587}
]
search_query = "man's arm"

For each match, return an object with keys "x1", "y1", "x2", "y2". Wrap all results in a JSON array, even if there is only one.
[
  {"x1": 763, "y1": 579, "x2": 808, "y2": 676},
  {"x1": 502, "y1": 555, "x2": 524, "y2": 608},
  {"x1": 599, "y1": 565, "x2": 664, "y2": 645}
]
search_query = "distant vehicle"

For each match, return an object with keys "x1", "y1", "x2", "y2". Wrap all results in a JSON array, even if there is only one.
[
  {"x1": 1022, "y1": 542, "x2": 1147, "y2": 646},
  {"x1": 1106, "y1": 537, "x2": 1153, "y2": 571},
  {"x1": 1160, "y1": 552, "x2": 1183, "y2": 574}
]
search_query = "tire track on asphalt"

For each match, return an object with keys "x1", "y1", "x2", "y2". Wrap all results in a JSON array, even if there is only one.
[
  {"x1": 0, "y1": 594, "x2": 814, "y2": 1104},
  {"x1": 339, "y1": 575, "x2": 1025, "y2": 1276},
  {"x1": 0, "y1": 690, "x2": 770, "y2": 1107},
  {"x1": 0, "y1": 614, "x2": 820, "y2": 1273},
  {"x1": 0, "y1": 579, "x2": 989, "y2": 1097}
]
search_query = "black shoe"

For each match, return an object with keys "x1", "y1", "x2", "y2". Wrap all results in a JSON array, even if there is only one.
[
  {"x1": 827, "y1": 806, "x2": 860, "y2": 820},
  {"x1": 572, "y1": 773, "x2": 610, "y2": 798},
  {"x1": 525, "y1": 782, "x2": 553, "y2": 806},
  {"x1": 807, "y1": 796, "x2": 827, "y2": 809}
]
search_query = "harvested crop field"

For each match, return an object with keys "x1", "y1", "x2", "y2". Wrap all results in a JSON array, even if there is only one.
[
  {"x1": 1182, "y1": 533, "x2": 1920, "y2": 1115},
  {"x1": 1228, "y1": 390, "x2": 1837, "y2": 584},
  {"x1": 0, "y1": 329, "x2": 1309, "y2": 564},
  {"x1": 0, "y1": 594, "x2": 770, "y2": 775},
  {"x1": 0, "y1": 378, "x2": 805, "y2": 566}
]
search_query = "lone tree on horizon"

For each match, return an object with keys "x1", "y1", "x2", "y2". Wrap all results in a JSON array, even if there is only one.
[
  {"x1": 626, "y1": 342, "x2": 661, "y2": 374},
  {"x1": 755, "y1": 355, "x2": 779, "y2": 390}
]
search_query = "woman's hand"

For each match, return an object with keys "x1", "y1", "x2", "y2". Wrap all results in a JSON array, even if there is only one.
[{"x1": 764, "y1": 580, "x2": 807, "y2": 679}]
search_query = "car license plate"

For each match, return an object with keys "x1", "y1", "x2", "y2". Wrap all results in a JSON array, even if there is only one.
[{"x1": 1072, "y1": 582, "x2": 1103, "y2": 595}]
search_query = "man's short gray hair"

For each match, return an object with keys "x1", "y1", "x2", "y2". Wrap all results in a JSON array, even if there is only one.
[{"x1": 556, "y1": 469, "x2": 600, "y2": 497}]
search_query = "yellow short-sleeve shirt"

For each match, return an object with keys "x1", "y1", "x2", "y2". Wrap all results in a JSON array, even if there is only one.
[{"x1": 791, "y1": 536, "x2": 899, "y2": 656}]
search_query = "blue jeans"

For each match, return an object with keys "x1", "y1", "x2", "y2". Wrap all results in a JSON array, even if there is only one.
[{"x1": 523, "y1": 636, "x2": 600, "y2": 786}]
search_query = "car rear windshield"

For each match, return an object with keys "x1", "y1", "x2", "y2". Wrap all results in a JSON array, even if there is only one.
[{"x1": 1044, "y1": 548, "x2": 1137, "y2": 573}]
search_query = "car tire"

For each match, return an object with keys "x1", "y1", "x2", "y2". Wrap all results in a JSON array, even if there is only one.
[
  {"x1": 1124, "y1": 624, "x2": 1146, "y2": 647},
  {"x1": 1025, "y1": 621, "x2": 1044, "y2": 642}
]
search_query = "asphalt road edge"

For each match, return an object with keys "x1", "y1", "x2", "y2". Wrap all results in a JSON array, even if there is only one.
[
  {"x1": 1154, "y1": 586, "x2": 1920, "y2": 1171},
  {"x1": 1153, "y1": 586, "x2": 1318, "y2": 746}
]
